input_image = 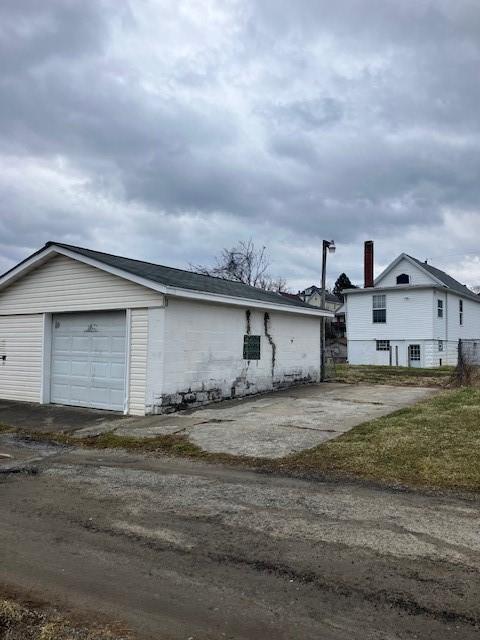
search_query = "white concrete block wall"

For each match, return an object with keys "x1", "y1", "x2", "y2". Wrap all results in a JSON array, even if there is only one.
[
  {"x1": 423, "y1": 339, "x2": 458, "y2": 367},
  {"x1": 348, "y1": 339, "x2": 435, "y2": 367},
  {"x1": 347, "y1": 341, "x2": 391, "y2": 366},
  {"x1": 155, "y1": 298, "x2": 321, "y2": 412},
  {"x1": 145, "y1": 306, "x2": 166, "y2": 414}
]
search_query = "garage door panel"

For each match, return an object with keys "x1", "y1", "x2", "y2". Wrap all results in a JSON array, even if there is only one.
[
  {"x1": 72, "y1": 361, "x2": 91, "y2": 376},
  {"x1": 54, "y1": 336, "x2": 72, "y2": 351},
  {"x1": 111, "y1": 337, "x2": 127, "y2": 353},
  {"x1": 72, "y1": 336, "x2": 90, "y2": 352},
  {"x1": 51, "y1": 311, "x2": 126, "y2": 411},
  {"x1": 110, "y1": 362, "x2": 126, "y2": 380}
]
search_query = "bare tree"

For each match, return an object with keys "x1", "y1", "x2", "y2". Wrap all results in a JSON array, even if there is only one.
[
  {"x1": 191, "y1": 239, "x2": 288, "y2": 292},
  {"x1": 472, "y1": 285, "x2": 480, "y2": 295}
]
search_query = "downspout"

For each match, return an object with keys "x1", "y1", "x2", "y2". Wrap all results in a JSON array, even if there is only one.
[{"x1": 445, "y1": 291, "x2": 449, "y2": 363}]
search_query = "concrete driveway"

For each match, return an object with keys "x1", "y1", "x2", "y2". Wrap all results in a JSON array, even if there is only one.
[
  {"x1": 179, "y1": 383, "x2": 435, "y2": 457},
  {"x1": 0, "y1": 383, "x2": 436, "y2": 459}
]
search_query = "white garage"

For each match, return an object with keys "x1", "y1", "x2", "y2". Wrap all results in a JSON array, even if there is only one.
[{"x1": 0, "y1": 242, "x2": 331, "y2": 415}]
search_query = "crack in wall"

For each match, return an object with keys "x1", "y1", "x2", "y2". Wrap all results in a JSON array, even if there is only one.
[{"x1": 264, "y1": 312, "x2": 276, "y2": 378}]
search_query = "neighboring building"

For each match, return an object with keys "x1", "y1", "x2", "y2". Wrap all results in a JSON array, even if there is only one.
[
  {"x1": 299, "y1": 286, "x2": 345, "y2": 338},
  {"x1": 299, "y1": 286, "x2": 343, "y2": 312},
  {"x1": 345, "y1": 241, "x2": 480, "y2": 368},
  {"x1": 0, "y1": 242, "x2": 332, "y2": 415}
]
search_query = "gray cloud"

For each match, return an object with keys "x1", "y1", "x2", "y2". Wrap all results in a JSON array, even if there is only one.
[{"x1": 0, "y1": 0, "x2": 479, "y2": 288}]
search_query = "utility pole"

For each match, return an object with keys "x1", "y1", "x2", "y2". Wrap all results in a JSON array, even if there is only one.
[{"x1": 320, "y1": 239, "x2": 336, "y2": 382}]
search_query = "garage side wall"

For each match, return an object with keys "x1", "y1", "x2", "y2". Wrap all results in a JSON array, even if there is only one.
[
  {"x1": 0, "y1": 314, "x2": 43, "y2": 402},
  {"x1": 155, "y1": 298, "x2": 321, "y2": 413}
]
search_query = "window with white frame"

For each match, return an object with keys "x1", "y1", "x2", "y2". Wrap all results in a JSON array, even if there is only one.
[
  {"x1": 372, "y1": 294, "x2": 386, "y2": 323},
  {"x1": 409, "y1": 344, "x2": 421, "y2": 361},
  {"x1": 459, "y1": 299, "x2": 463, "y2": 325},
  {"x1": 438, "y1": 340, "x2": 444, "y2": 352},
  {"x1": 376, "y1": 340, "x2": 390, "y2": 351},
  {"x1": 437, "y1": 299, "x2": 443, "y2": 318}
]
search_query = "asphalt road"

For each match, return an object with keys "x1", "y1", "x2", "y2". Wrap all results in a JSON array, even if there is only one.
[{"x1": 1, "y1": 439, "x2": 480, "y2": 639}]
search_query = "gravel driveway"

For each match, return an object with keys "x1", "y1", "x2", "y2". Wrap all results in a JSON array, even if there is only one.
[{"x1": 1, "y1": 444, "x2": 479, "y2": 639}]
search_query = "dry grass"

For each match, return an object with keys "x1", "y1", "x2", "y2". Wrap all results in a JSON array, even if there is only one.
[
  {"x1": 0, "y1": 594, "x2": 132, "y2": 640},
  {"x1": 334, "y1": 364, "x2": 453, "y2": 387},
  {"x1": 282, "y1": 388, "x2": 480, "y2": 491}
]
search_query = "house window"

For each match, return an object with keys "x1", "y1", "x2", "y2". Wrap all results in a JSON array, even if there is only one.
[
  {"x1": 438, "y1": 340, "x2": 444, "y2": 352},
  {"x1": 372, "y1": 294, "x2": 386, "y2": 323},
  {"x1": 459, "y1": 300, "x2": 463, "y2": 325},
  {"x1": 376, "y1": 340, "x2": 390, "y2": 351},
  {"x1": 243, "y1": 335, "x2": 261, "y2": 360},
  {"x1": 437, "y1": 299, "x2": 443, "y2": 318},
  {"x1": 409, "y1": 344, "x2": 421, "y2": 361},
  {"x1": 396, "y1": 273, "x2": 410, "y2": 285}
]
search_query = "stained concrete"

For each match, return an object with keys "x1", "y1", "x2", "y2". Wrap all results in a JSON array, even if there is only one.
[
  {"x1": 0, "y1": 383, "x2": 437, "y2": 459},
  {"x1": 110, "y1": 383, "x2": 436, "y2": 457},
  {"x1": 180, "y1": 383, "x2": 436, "y2": 458},
  {"x1": 0, "y1": 399, "x2": 126, "y2": 433}
]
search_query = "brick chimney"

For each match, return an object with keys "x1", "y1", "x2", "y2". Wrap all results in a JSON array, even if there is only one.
[{"x1": 364, "y1": 240, "x2": 374, "y2": 288}]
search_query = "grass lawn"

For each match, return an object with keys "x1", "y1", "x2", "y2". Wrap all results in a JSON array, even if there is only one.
[
  {"x1": 334, "y1": 363, "x2": 454, "y2": 387},
  {"x1": 281, "y1": 387, "x2": 480, "y2": 492}
]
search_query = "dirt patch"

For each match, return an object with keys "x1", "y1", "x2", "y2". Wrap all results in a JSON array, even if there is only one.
[{"x1": 0, "y1": 588, "x2": 132, "y2": 640}]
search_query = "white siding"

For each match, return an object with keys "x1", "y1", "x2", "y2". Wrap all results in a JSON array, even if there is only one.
[
  {"x1": 346, "y1": 289, "x2": 434, "y2": 341},
  {"x1": 0, "y1": 314, "x2": 43, "y2": 402},
  {"x1": 128, "y1": 308, "x2": 148, "y2": 415},
  {"x1": 376, "y1": 258, "x2": 436, "y2": 287},
  {"x1": 156, "y1": 298, "x2": 321, "y2": 412},
  {"x1": 433, "y1": 290, "x2": 448, "y2": 340},
  {"x1": 0, "y1": 254, "x2": 164, "y2": 315},
  {"x1": 445, "y1": 292, "x2": 480, "y2": 342}
]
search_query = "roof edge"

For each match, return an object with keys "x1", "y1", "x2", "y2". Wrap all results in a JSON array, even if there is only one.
[{"x1": 0, "y1": 243, "x2": 333, "y2": 316}]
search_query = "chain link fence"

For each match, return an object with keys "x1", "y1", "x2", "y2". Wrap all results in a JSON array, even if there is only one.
[{"x1": 455, "y1": 339, "x2": 480, "y2": 385}]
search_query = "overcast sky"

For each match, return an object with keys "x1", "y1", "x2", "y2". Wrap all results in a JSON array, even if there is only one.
[{"x1": 1, "y1": 0, "x2": 480, "y2": 291}]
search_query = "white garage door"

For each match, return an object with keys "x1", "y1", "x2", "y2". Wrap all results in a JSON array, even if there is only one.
[{"x1": 51, "y1": 311, "x2": 127, "y2": 411}]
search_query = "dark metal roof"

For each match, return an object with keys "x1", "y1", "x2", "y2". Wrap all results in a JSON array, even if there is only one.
[
  {"x1": 407, "y1": 255, "x2": 480, "y2": 302},
  {"x1": 42, "y1": 242, "x2": 317, "y2": 310}
]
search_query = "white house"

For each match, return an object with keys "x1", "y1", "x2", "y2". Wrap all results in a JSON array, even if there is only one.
[
  {"x1": 0, "y1": 242, "x2": 331, "y2": 415},
  {"x1": 299, "y1": 286, "x2": 343, "y2": 312},
  {"x1": 345, "y1": 242, "x2": 480, "y2": 368}
]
